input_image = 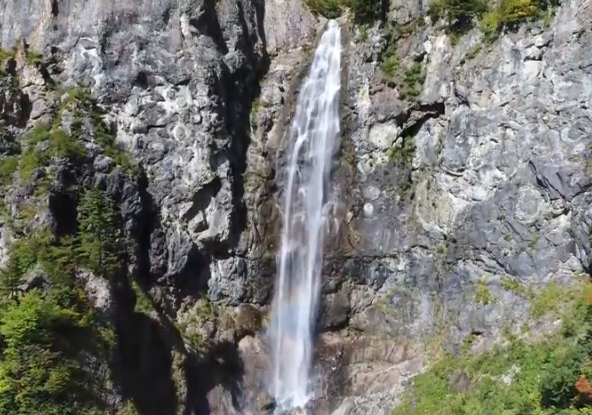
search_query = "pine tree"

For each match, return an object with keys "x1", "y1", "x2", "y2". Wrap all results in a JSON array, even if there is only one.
[{"x1": 75, "y1": 188, "x2": 123, "y2": 277}]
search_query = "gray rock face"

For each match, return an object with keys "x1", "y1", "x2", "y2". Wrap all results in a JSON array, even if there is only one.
[
  {"x1": 319, "y1": 0, "x2": 592, "y2": 412},
  {"x1": 2, "y1": 0, "x2": 592, "y2": 413}
]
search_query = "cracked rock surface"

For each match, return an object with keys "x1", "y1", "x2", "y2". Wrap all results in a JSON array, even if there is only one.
[{"x1": 0, "y1": 0, "x2": 591, "y2": 413}]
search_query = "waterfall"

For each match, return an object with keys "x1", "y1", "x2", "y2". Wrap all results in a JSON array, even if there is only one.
[{"x1": 268, "y1": 20, "x2": 342, "y2": 412}]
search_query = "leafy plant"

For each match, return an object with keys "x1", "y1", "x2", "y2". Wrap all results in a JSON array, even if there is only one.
[
  {"x1": 392, "y1": 281, "x2": 592, "y2": 415},
  {"x1": 305, "y1": 0, "x2": 343, "y2": 18},
  {"x1": 25, "y1": 50, "x2": 43, "y2": 66},
  {"x1": 75, "y1": 188, "x2": 124, "y2": 276}
]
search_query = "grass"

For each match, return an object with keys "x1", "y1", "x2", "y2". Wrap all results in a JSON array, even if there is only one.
[
  {"x1": 387, "y1": 135, "x2": 416, "y2": 168},
  {"x1": 26, "y1": 50, "x2": 43, "y2": 65},
  {"x1": 132, "y1": 280, "x2": 154, "y2": 315},
  {"x1": 475, "y1": 279, "x2": 494, "y2": 305},
  {"x1": 529, "y1": 281, "x2": 571, "y2": 319},
  {"x1": 392, "y1": 281, "x2": 592, "y2": 415},
  {"x1": 0, "y1": 155, "x2": 19, "y2": 188}
]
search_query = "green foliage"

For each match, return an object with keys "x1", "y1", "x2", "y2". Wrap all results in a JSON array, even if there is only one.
[
  {"x1": 131, "y1": 280, "x2": 153, "y2": 315},
  {"x1": 304, "y1": 0, "x2": 381, "y2": 23},
  {"x1": 378, "y1": 22, "x2": 426, "y2": 101},
  {"x1": 429, "y1": 0, "x2": 557, "y2": 42},
  {"x1": 0, "y1": 156, "x2": 18, "y2": 188},
  {"x1": 176, "y1": 299, "x2": 216, "y2": 352},
  {"x1": 349, "y1": 0, "x2": 382, "y2": 24},
  {"x1": 18, "y1": 123, "x2": 85, "y2": 185},
  {"x1": 115, "y1": 402, "x2": 140, "y2": 415},
  {"x1": 304, "y1": 0, "x2": 343, "y2": 18},
  {"x1": 380, "y1": 54, "x2": 401, "y2": 78},
  {"x1": 0, "y1": 228, "x2": 114, "y2": 415},
  {"x1": 402, "y1": 61, "x2": 426, "y2": 99},
  {"x1": 387, "y1": 135, "x2": 416, "y2": 168},
  {"x1": 530, "y1": 281, "x2": 570, "y2": 319},
  {"x1": 463, "y1": 43, "x2": 483, "y2": 61},
  {"x1": 0, "y1": 291, "x2": 101, "y2": 415},
  {"x1": 480, "y1": 0, "x2": 559, "y2": 42},
  {"x1": 475, "y1": 279, "x2": 493, "y2": 305},
  {"x1": 76, "y1": 188, "x2": 124, "y2": 276},
  {"x1": 0, "y1": 48, "x2": 15, "y2": 63},
  {"x1": 392, "y1": 282, "x2": 592, "y2": 415},
  {"x1": 62, "y1": 87, "x2": 137, "y2": 175},
  {"x1": 501, "y1": 276, "x2": 527, "y2": 296},
  {"x1": 25, "y1": 50, "x2": 43, "y2": 66},
  {"x1": 428, "y1": 0, "x2": 487, "y2": 32}
]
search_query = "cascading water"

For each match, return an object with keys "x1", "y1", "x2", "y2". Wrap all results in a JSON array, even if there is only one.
[{"x1": 268, "y1": 20, "x2": 342, "y2": 412}]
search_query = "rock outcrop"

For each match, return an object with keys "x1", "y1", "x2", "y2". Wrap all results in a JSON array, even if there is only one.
[{"x1": 0, "y1": 0, "x2": 591, "y2": 414}]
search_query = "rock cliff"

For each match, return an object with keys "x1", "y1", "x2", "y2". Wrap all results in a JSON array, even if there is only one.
[{"x1": 0, "y1": 0, "x2": 590, "y2": 414}]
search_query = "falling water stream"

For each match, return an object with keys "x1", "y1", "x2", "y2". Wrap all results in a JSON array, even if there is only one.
[{"x1": 268, "y1": 20, "x2": 342, "y2": 413}]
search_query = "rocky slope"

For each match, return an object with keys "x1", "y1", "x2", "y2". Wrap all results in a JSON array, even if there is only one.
[{"x1": 0, "y1": 0, "x2": 591, "y2": 414}]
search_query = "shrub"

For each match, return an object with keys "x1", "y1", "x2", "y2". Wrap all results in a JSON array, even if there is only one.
[
  {"x1": 391, "y1": 281, "x2": 592, "y2": 415},
  {"x1": 402, "y1": 61, "x2": 426, "y2": 98},
  {"x1": 76, "y1": 188, "x2": 124, "y2": 276},
  {"x1": 381, "y1": 54, "x2": 400, "y2": 78},
  {"x1": 305, "y1": 0, "x2": 343, "y2": 18},
  {"x1": 428, "y1": 0, "x2": 487, "y2": 32},
  {"x1": 25, "y1": 50, "x2": 43, "y2": 66},
  {"x1": 479, "y1": 0, "x2": 559, "y2": 42},
  {"x1": 305, "y1": 0, "x2": 382, "y2": 23},
  {"x1": 0, "y1": 228, "x2": 114, "y2": 415},
  {"x1": 350, "y1": 0, "x2": 382, "y2": 24}
]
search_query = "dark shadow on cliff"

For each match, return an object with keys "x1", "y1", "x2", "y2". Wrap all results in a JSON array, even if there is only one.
[
  {"x1": 183, "y1": 341, "x2": 246, "y2": 415},
  {"x1": 216, "y1": 0, "x2": 271, "y2": 258},
  {"x1": 110, "y1": 276, "x2": 246, "y2": 415},
  {"x1": 111, "y1": 298, "x2": 178, "y2": 415}
]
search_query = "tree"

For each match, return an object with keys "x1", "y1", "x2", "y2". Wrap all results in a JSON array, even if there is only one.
[
  {"x1": 0, "y1": 291, "x2": 101, "y2": 415},
  {"x1": 75, "y1": 188, "x2": 124, "y2": 276}
]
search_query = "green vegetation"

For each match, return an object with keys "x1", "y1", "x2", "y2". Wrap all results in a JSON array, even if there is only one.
[
  {"x1": 9, "y1": 87, "x2": 137, "y2": 196},
  {"x1": 401, "y1": 61, "x2": 426, "y2": 100},
  {"x1": 304, "y1": 0, "x2": 382, "y2": 23},
  {"x1": 76, "y1": 188, "x2": 124, "y2": 275},
  {"x1": 387, "y1": 135, "x2": 416, "y2": 168},
  {"x1": 131, "y1": 280, "x2": 154, "y2": 315},
  {"x1": 64, "y1": 88, "x2": 137, "y2": 175},
  {"x1": 475, "y1": 278, "x2": 494, "y2": 305},
  {"x1": 378, "y1": 23, "x2": 426, "y2": 100},
  {"x1": 305, "y1": 0, "x2": 343, "y2": 18},
  {"x1": 176, "y1": 299, "x2": 216, "y2": 352},
  {"x1": 529, "y1": 281, "x2": 571, "y2": 319},
  {"x1": 0, "y1": 156, "x2": 18, "y2": 189},
  {"x1": 463, "y1": 43, "x2": 483, "y2": 62},
  {"x1": 0, "y1": 222, "x2": 118, "y2": 414},
  {"x1": 501, "y1": 276, "x2": 527, "y2": 296},
  {"x1": 428, "y1": 0, "x2": 487, "y2": 33},
  {"x1": 392, "y1": 281, "x2": 592, "y2": 415},
  {"x1": 25, "y1": 50, "x2": 43, "y2": 66},
  {"x1": 428, "y1": 0, "x2": 559, "y2": 43}
]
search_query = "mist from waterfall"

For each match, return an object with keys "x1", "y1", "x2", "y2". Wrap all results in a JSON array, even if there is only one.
[{"x1": 268, "y1": 20, "x2": 342, "y2": 413}]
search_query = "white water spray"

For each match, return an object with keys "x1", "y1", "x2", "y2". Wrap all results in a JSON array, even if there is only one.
[{"x1": 268, "y1": 20, "x2": 342, "y2": 412}]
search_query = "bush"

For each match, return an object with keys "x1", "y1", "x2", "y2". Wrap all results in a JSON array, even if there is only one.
[
  {"x1": 391, "y1": 282, "x2": 592, "y2": 415},
  {"x1": 428, "y1": 0, "x2": 487, "y2": 32},
  {"x1": 76, "y1": 188, "x2": 124, "y2": 276},
  {"x1": 350, "y1": 0, "x2": 382, "y2": 24},
  {"x1": 480, "y1": 0, "x2": 559, "y2": 42},
  {"x1": 305, "y1": 0, "x2": 382, "y2": 23},
  {"x1": 305, "y1": 0, "x2": 343, "y2": 18},
  {"x1": 0, "y1": 229, "x2": 114, "y2": 415}
]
